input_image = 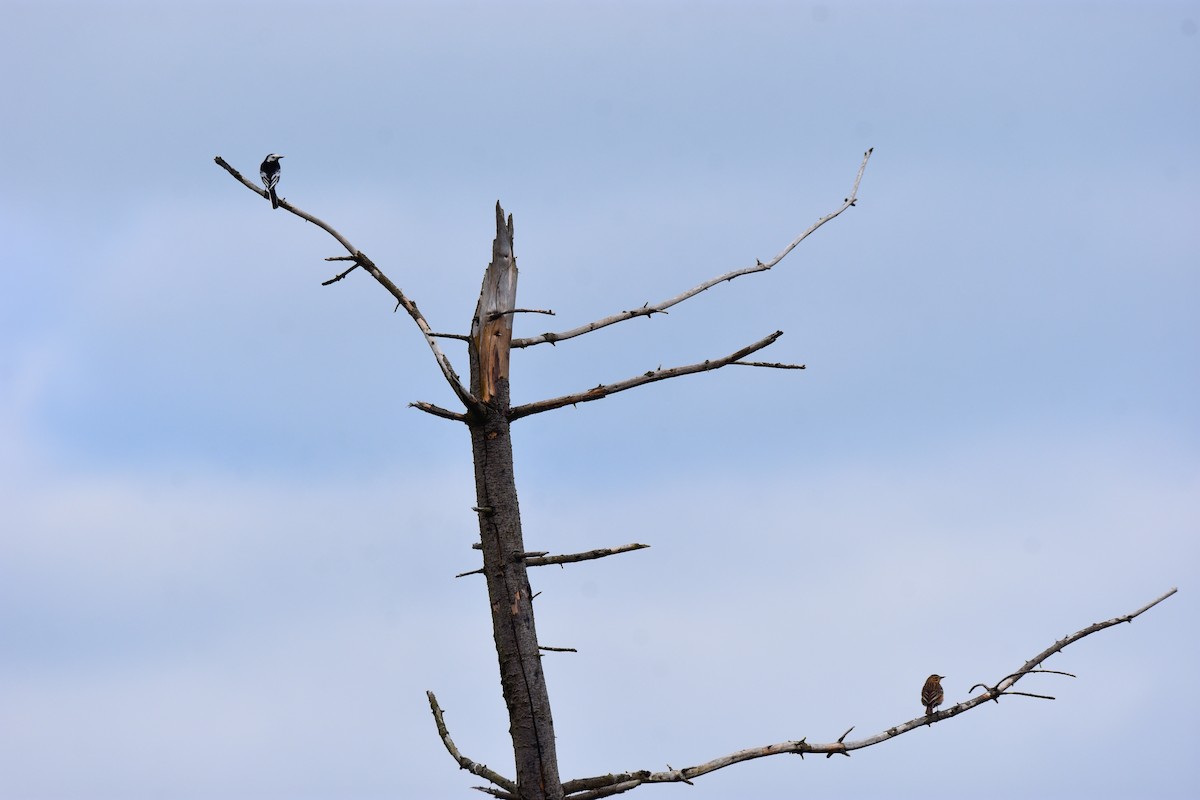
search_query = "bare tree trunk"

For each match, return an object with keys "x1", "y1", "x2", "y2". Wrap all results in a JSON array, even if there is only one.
[{"x1": 468, "y1": 204, "x2": 562, "y2": 800}]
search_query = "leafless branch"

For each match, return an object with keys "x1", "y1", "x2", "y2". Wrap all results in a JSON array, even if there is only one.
[
  {"x1": 472, "y1": 786, "x2": 516, "y2": 800},
  {"x1": 560, "y1": 588, "x2": 1176, "y2": 794},
  {"x1": 1001, "y1": 691, "x2": 1057, "y2": 700},
  {"x1": 214, "y1": 155, "x2": 477, "y2": 410},
  {"x1": 971, "y1": 668, "x2": 1076, "y2": 695},
  {"x1": 410, "y1": 401, "x2": 469, "y2": 423},
  {"x1": 430, "y1": 331, "x2": 473, "y2": 341},
  {"x1": 528, "y1": 543, "x2": 651, "y2": 567},
  {"x1": 566, "y1": 780, "x2": 645, "y2": 800},
  {"x1": 426, "y1": 691, "x2": 519, "y2": 796},
  {"x1": 563, "y1": 774, "x2": 651, "y2": 796},
  {"x1": 321, "y1": 261, "x2": 360, "y2": 285},
  {"x1": 539, "y1": 646, "x2": 578, "y2": 653},
  {"x1": 731, "y1": 360, "x2": 806, "y2": 370},
  {"x1": 488, "y1": 307, "x2": 556, "y2": 321},
  {"x1": 509, "y1": 331, "x2": 784, "y2": 421},
  {"x1": 457, "y1": 542, "x2": 650, "y2": 578},
  {"x1": 513, "y1": 148, "x2": 873, "y2": 349}
]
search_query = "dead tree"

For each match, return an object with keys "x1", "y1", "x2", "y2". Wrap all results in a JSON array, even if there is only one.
[{"x1": 214, "y1": 150, "x2": 1175, "y2": 800}]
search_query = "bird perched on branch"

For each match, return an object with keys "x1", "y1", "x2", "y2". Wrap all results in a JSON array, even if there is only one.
[
  {"x1": 260, "y1": 153, "x2": 284, "y2": 209},
  {"x1": 921, "y1": 674, "x2": 945, "y2": 716}
]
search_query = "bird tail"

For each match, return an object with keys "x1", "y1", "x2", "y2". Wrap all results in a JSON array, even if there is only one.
[{"x1": 269, "y1": 187, "x2": 279, "y2": 209}]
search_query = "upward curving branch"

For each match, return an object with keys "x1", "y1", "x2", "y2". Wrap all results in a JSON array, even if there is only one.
[
  {"x1": 511, "y1": 148, "x2": 873, "y2": 349},
  {"x1": 557, "y1": 587, "x2": 1176, "y2": 799},
  {"x1": 213, "y1": 155, "x2": 477, "y2": 411}
]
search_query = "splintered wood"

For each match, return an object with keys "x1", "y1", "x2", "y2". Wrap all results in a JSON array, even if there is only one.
[{"x1": 471, "y1": 203, "x2": 518, "y2": 405}]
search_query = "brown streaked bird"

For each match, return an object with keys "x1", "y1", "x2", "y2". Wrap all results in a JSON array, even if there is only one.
[{"x1": 921, "y1": 674, "x2": 945, "y2": 716}]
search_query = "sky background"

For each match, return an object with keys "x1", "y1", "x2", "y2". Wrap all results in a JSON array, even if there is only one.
[{"x1": 2, "y1": 1, "x2": 1198, "y2": 798}]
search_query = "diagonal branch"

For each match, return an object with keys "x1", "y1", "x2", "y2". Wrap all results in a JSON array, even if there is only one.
[
  {"x1": 214, "y1": 156, "x2": 477, "y2": 412},
  {"x1": 509, "y1": 331, "x2": 784, "y2": 421},
  {"x1": 512, "y1": 148, "x2": 873, "y2": 349},
  {"x1": 560, "y1": 588, "x2": 1177, "y2": 797},
  {"x1": 426, "y1": 691, "x2": 519, "y2": 796},
  {"x1": 410, "y1": 401, "x2": 469, "y2": 422}
]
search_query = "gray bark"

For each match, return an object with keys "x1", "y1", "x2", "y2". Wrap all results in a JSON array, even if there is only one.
[{"x1": 467, "y1": 204, "x2": 562, "y2": 800}]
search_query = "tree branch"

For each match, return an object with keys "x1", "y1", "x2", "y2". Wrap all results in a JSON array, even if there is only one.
[
  {"x1": 509, "y1": 331, "x2": 784, "y2": 421},
  {"x1": 214, "y1": 156, "x2": 477, "y2": 411},
  {"x1": 473, "y1": 788, "x2": 517, "y2": 800},
  {"x1": 731, "y1": 360, "x2": 806, "y2": 370},
  {"x1": 426, "y1": 691, "x2": 519, "y2": 796},
  {"x1": 512, "y1": 148, "x2": 873, "y2": 349},
  {"x1": 456, "y1": 543, "x2": 651, "y2": 578},
  {"x1": 527, "y1": 543, "x2": 650, "y2": 567},
  {"x1": 321, "y1": 257, "x2": 361, "y2": 285},
  {"x1": 410, "y1": 401, "x2": 469, "y2": 423},
  {"x1": 567, "y1": 780, "x2": 645, "y2": 800},
  {"x1": 488, "y1": 307, "x2": 556, "y2": 321},
  {"x1": 560, "y1": 588, "x2": 1176, "y2": 795}
]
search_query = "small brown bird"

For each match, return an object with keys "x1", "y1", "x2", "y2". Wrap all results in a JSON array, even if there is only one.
[{"x1": 921, "y1": 674, "x2": 945, "y2": 716}]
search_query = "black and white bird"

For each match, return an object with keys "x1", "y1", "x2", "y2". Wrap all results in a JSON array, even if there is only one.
[{"x1": 260, "y1": 153, "x2": 284, "y2": 209}]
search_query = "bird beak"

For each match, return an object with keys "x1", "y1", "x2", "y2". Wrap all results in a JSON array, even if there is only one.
[{"x1": 278, "y1": 155, "x2": 285, "y2": 159}]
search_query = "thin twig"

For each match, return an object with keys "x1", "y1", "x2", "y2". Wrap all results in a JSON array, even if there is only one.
[
  {"x1": 214, "y1": 156, "x2": 478, "y2": 411},
  {"x1": 1002, "y1": 691, "x2": 1057, "y2": 700},
  {"x1": 488, "y1": 307, "x2": 556, "y2": 321},
  {"x1": 731, "y1": 360, "x2": 806, "y2": 370},
  {"x1": 509, "y1": 332, "x2": 784, "y2": 421},
  {"x1": 472, "y1": 787, "x2": 517, "y2": 800},
  {"x1": 559, "y1": 588, "x2": 1176, "y2": 793},
  {"x1": 430, "y1": 331, "x2": 473, "y2": 341},
  {"x1": 513, "y1": 148, "x2": 873, "y2": 349},
  {"x1": 410, "y1": 401, "x2": 469, "y2": 423},
  {"x1": 321, "y1": 262, "x2": 360, "y2": 285},
  {"x1": 426, "y1": 691, "x2": 518, "y2": 795},
  {"x1": 539, "y1": 646, "x2": 578, "y2": 653},
  {"x1": 972, "y1": 668, "x2": 1076, "y2": 694}
]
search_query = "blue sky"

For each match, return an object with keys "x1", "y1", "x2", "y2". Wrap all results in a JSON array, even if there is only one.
[{"x1": 1, "y1": 1, "x2": 1197, "y2": 798}]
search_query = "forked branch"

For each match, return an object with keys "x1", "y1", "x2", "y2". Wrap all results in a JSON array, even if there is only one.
[
  {"x1": 509, "y1": 331, "x2": 784, "y2": 421},
  {"x1": 213, "y1": 155, "x2": 477, "y2": 411},
  {"x1": 512, "y1": 148, "x2": 873, "y2": 349},
  {"x1": 559, "y1": 588, "x2": 1176, "y2": 798}
]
